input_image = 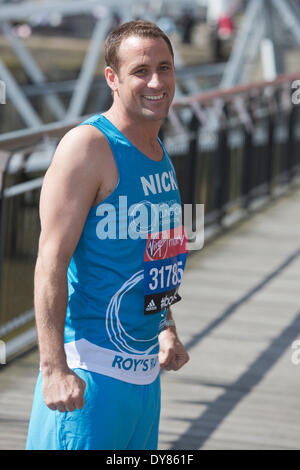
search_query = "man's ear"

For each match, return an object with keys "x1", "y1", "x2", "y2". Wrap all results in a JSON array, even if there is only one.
[{"x1": 105, "y1": 66, "x2": 119, "y2": 94}]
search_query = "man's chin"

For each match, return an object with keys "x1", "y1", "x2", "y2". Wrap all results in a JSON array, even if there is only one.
[{"x1": 141, "y1": 108, "x2": 170, "y2": 121}]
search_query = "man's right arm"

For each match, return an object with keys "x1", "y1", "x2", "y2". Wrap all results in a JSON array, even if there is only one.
[{"x1": 34, "y1": 125, "x2": 111, "y2": 412}]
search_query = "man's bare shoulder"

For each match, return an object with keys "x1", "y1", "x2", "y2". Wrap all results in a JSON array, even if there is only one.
[
  {"x1": 44, "y1": 121, "x2": 118, "y2": 208},
  {"x1": 52, "y1": 123, "x2": 112, "y2": 170}
]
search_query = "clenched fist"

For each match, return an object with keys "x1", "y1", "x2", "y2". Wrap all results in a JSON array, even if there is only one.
[
  {"x1": 159, "y1": 328, "x2": 189, "y2": 371},
  {"x1": 42, "y1": 368, "x2": 86, "y2": 412}
]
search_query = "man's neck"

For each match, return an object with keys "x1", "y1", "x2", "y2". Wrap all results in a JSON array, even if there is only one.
[{"x1": 103, "y1": 106, "x2": 163, "y2": 157}]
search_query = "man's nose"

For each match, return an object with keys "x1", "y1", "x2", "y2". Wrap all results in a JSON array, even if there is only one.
[{"x1": 147, "y1": 73, "x2": 162, "y2": 88}]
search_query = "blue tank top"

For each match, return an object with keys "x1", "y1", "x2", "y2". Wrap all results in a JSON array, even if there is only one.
[{"x1": 64, "y1": 114, "x2": 188, "y2": 384}]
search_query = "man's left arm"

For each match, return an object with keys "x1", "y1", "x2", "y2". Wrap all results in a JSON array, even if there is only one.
[{"x1": 158, "y1": 308, "x2": 189, "y2": 371}]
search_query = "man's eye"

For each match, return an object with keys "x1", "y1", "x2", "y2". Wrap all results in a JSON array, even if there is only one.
[{"x1": 135, "y1": 69, "x2": 147, "y2": 74}]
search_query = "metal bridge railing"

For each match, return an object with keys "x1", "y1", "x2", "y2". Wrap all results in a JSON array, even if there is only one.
[
  {"x1": 0, "y1": 71, "x2": 300, "y2": 362},
  {"x1": 167, "y1": 71, "x2": 300, "y2": 225}
]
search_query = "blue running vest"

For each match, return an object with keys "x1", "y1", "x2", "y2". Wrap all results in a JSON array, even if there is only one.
[{"x1": 64, "y1": 115, "x2": 188, "y2": 384}]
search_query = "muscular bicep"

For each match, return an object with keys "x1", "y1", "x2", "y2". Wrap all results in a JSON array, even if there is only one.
[{"x1": 38, "y1": 126, "x2": 109, "y2": 265}]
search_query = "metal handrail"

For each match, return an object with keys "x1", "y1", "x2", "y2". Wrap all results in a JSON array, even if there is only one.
[
  {"x1": 172, "y1": 71, "x2": 300, "y2": 107},
  {"x1": 0, "y1": 118, "x2": 87, "y2": 151}
]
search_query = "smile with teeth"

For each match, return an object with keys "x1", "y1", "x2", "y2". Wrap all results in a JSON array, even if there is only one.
[{"x1": 143, "y1": 94, "x2": 164, "y2": 101}]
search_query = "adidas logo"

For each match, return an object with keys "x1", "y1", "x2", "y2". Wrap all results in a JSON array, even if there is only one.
[{"x1": 146, "y1": 299, "x2": 157, "y2": 312}]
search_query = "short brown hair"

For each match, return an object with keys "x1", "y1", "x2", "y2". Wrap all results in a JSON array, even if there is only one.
[{"x1": 104, "y1": 20, "x2": 174, "y2": 73}]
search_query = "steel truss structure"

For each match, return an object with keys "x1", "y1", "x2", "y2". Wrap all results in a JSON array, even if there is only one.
[
  {"x1": 221, "y1": 0, "x2": 300, "y2": 88},
  {"x1": 0, "y1": 0, "x2": 209, "y2": 129}
]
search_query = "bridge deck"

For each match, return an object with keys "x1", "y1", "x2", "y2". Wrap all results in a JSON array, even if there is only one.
[{"x1": 1, "y1": 185, "x2": 300, "y2": 450}]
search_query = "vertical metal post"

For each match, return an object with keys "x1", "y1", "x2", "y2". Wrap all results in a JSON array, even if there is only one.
[
  {"x1": 238, "y1": 95, "x2": 254, "y2": 209},
  {"x1": 241, "y1": 127, "x2": 253, "y2": 209},
  {"x1": 187, "y1": 113, "x2": 201, "y2": 232},
  {"x1": 188, "y1": 113, "x2": 201, "y2": 205},
  {"x1": 214, "y1": 104, "x2": 230, "y2": 225},
  {"x1": 0, "y1": 151, "x2": 12, "y2": 324},
  {"x1": 287, "y1": 101, "x2": 297, "y2": 182},
  {"x1": 266, "y1": 105, "x2": 275, "y2": 195}
]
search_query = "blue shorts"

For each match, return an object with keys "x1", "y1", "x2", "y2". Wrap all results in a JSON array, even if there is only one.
[{"x1": 26, "y1": 368, "x2": 161, "y2": 450}]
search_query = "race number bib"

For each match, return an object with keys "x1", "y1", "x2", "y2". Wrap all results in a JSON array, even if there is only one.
[{"x1": 144, "y1": 226, "x2": 188, "y2": 315}]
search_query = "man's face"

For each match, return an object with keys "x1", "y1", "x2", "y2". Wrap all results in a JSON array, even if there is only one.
[{"x1": 107, "y1": 35, "x2": 175, "y2": 123}]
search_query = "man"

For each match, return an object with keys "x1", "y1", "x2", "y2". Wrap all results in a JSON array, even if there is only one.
[{"x1": 26, "y1": 20, "x2": 189, "y2": 451}]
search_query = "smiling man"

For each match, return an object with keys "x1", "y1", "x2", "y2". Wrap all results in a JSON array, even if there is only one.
[{"x1": 26, "y1": 20, "x2": 189, "y2": 451}]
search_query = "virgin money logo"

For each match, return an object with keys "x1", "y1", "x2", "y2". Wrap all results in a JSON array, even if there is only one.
[{"x1": 146, "y1": 237, "x2": 168, "y2": 260}]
